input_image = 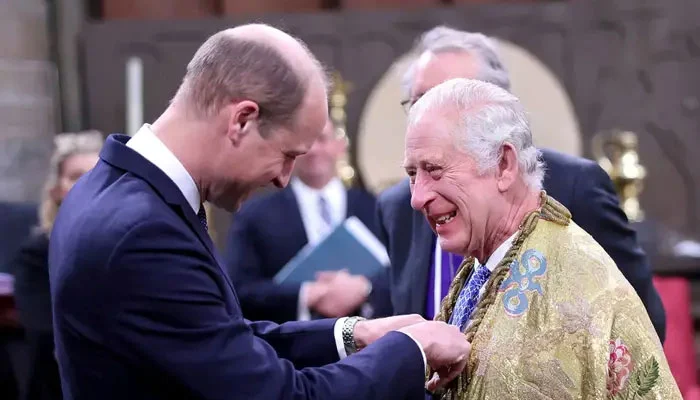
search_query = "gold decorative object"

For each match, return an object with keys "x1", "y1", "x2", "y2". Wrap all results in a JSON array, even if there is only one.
[
  {"x1": 329, "y1": 71, "x2": 356, "y2": 187},
  {"x1": 592, "y1": 130, "x2": 646, "y2": 222}
]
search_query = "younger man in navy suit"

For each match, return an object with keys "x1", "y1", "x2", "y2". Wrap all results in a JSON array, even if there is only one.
[
  {"x1": 225, "y1": 120, "x2": 392, "y2": 323},
  {"x1": 48, "y1": 24, "x2": 470, "y2": 400}
]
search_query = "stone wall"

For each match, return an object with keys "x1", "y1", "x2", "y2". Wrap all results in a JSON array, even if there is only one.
[{"x1": 0, "y1": 0, "x2": 57, "y2": 203}]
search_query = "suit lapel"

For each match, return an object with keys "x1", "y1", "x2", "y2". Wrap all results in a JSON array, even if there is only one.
[
  {"x1": 408, "y1": 210, "x2": 435, "y2": 316},
  {"x1": 100, "y1": 134, "x2": 237, "y2": 295},
  {"x1": 281, "y1": 187, "x2": 309, "y2": 245},
  {"x1": 345, "y1": 188, "x2": 355, "y2": 218}
]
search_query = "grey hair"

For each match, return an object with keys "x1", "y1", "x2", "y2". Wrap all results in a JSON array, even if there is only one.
[
  {"x1": 39, "y1": 130, "x2": 104, "y2": 233},
  {"x1": 401, "y1": 26, "x2": 511, "y2": 99},
  {"x1": 408, "y1": 78, "x2": 544, "y2": 191},
  {"x1": 173, "y1": 26, "x2": 322, "y2": 134}
]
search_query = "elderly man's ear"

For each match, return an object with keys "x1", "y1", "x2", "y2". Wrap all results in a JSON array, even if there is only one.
[{"x1": 496, "y1": 143, "x2": 519, "y2": 192}]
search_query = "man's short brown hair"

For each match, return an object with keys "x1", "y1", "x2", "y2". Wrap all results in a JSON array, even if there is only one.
[{"x1": 175, "y1": 29, "x2": 310, "y2": 134}]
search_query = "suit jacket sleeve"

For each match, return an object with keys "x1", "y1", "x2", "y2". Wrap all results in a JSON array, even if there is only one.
[
  {"x1": 223, "y1": 210, "x2": 301, "y2": 322},
  {"x1": 570, "y1": 162, "x2": 666, "y2": 342},
  {"x1": 107, "y1": 219, "x2": 426, "y2": 400}
]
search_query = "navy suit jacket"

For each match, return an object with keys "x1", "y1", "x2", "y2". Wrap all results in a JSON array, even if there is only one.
[
  {"x1": 376, "y1": 148, "x2": 666, "y2": 342},
  {"x1": 224, "y1": 186, "x2": 392, "y2": 323},
  {"x1": 49, "y1": 134, "x2": 425, "y2": 400}
]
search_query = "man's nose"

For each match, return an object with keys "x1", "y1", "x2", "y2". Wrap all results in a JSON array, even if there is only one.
[
  {"x1": 410, "y1": 172, "x2": 434, "y2": 211},
  {"x1": 273, "y1": 159, "x2": 295, "y2": 188}
]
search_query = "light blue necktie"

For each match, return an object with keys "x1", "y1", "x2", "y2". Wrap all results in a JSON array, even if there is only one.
[
  {"x1": 449, "y1": 264, "x2": 492, "y2": 331},
  {"x1": 318, "y1": 195, "x2": 332, "y2": 228}
]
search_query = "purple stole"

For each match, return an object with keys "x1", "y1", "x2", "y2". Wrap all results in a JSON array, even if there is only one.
[{"x1": 425, "y1": 239, "x2": 463, "y2": 320}]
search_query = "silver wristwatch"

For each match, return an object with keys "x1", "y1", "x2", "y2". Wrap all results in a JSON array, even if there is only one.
[{"x1": 341, "y1": 316, "x2": 366, "y2": 355}]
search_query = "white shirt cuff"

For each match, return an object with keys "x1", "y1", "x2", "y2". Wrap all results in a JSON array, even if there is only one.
[
  {"x1": 397, "y1": 331, "x2": 427, "y2": 371},
  {"x1": 297, "y1": 283, "x2": 311, "y2": 321},
  {"x1": 333, "y1": 317, "x2": 349, "y2": 359},
  {"x1": 333, "y1": 318, "x2": 426, "y2": 371}
]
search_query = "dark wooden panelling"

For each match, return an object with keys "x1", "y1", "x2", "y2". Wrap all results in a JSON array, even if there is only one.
[
  {"x1": 103, "y1": 0, "x2": 218, "y2": 20},
  {"x1": 221, "y1": 0, "x2": 322, "y2": 15},
  {"x1": 80, "y1": 0, "x2": 700, "y2": 241},
  {"x1": 341, "y1": 0, "x2": 440, "y2": 10}
]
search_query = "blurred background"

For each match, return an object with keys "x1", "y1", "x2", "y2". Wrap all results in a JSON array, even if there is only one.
[{"x1": 1, "y1": 0, "x2": 699, "y2": 398}]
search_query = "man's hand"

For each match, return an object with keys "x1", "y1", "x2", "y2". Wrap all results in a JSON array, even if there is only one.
[
  {"x1": 304, "y1": 281, "x2": 329, "y2": 310},
  {"x1": 352, "y1": 314, "x2": 425, "y2": 349},
  {"x1": 399, "y1": 321, "x2": 471, "y2": 391},
  {"x1": 309, "y1": 270, "x2": 371, "y2": 318}
]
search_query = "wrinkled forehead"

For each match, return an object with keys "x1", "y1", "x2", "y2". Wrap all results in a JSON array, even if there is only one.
[
  {"x1": 412, "y1": 51, "x2": 480, "y2": 96},
  {"x1": 404, "y1": 111, "x2": 456, "y2": 159}
]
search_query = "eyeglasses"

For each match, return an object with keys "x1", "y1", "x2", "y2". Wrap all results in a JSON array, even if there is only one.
[
  {"x1": 400, "y1": 99, "x2": 412, "y2": 114},
  {"x1": 400, "y1": 93, "x2": 424, "y2": 114}
]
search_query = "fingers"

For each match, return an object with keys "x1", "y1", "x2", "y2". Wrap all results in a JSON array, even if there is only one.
[
  {"x1": 314, "y1": 271, "x2": 337, "y2": 282},
  {"x1": 425, "y1": 372, "x2": 440, "y2": 392},
  {"x1": 433, "y1": 356, "x2": 468, "y2": 391},
  {"x1": 315, "y1": 269, "x2": 350, "y2": 282},
  {"x1": 425, "y1": 355, "x2": 468, "y2": 392}
]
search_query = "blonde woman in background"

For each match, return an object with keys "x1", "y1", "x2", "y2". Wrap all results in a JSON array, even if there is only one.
[{"x1": 11, "y1": 131, "x2": 103, "y2": 400}]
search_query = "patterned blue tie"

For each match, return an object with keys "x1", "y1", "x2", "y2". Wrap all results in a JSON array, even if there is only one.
[
  {"x1": 449, "y1": 264, "x2": 492, "y2": 331},
  {"x1": 197, "y1": 204, "x2": 208, "y2": 232},
  {"x1": 318, "y1": 195, "x2": 332, "y2": 228}
]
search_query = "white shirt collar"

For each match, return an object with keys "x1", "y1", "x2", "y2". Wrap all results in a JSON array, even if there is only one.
[
  {"x1": 479, "y1": 231, "x2": 518, "y2": 272},
  {"x1": 126, "y1": 124, "x2": 201, "y2": 213},
  {"x1": 290, "y1": 177, "x2": 345, "y2": 204},
  {"x1": 290, "y1": 177, "x2": 346, "y2": 245}
]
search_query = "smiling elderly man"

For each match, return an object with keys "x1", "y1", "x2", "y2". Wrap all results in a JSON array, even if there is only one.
[{"x1": 403, "y1": 78, "x2": 680, "y2": 399}]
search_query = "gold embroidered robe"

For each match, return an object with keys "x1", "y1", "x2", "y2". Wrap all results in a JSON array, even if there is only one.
[{"x1": 437, "y1": 196, "x2": 681, "y2": 400}]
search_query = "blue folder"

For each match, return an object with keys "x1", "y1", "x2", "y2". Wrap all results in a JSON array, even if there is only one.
[{"x1": 273, "y1": 216, "x2": 390, "y2": 286}]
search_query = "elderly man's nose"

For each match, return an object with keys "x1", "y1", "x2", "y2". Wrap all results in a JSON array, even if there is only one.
[{"x1": 410, "y1": 175, "x2": 433, "y2": 211}]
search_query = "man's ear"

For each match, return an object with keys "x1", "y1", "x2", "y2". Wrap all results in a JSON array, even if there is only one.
[
  {"x1": 228, "y1": 100, "x2": 260, "y2": 146},
  {"x1": 496, "y1": 143, "x2": 519, "y2": 192}
]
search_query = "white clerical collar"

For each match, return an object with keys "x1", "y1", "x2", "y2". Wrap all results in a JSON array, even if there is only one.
[
  {"x1": 478, "y1": 231, "x2": 519, "y2": 272},
  {"x1": 126, "y1": 124, "x2": 201, "y2": 213}
]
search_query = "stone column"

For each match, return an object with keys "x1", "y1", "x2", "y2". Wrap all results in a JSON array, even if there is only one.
[{"x1": 0, "y1": 0, "x2": 57, "y2": 203}]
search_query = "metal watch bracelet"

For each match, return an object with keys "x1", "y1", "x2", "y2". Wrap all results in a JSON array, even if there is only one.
[{"x1": 341, "y1": 316, "x2": 366, "y2": 355}]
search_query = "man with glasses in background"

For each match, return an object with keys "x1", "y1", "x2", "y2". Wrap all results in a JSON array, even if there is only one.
[{"x1": 375, "y1": 26, "x2": 666, "y2": 342}]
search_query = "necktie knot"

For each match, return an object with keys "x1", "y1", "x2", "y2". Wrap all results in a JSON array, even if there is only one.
[{"x1": 197, "y1": 204, "x2": 208, "y2": 232}]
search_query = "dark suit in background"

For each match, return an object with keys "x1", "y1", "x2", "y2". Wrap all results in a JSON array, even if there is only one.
[
  {"x1": 12, "y1": 232, "x2": 62, "y2": 400},
  {"x1": 49, "y1": 134, "x2": 424, "y2": 400},
  {"x1": 1, "y1": 201, "x2": 38, "y2": 400},
  {"x1": 224, "y1": 185, "x2": 392, "y2": 323},
  {"x1": 377, "y1": 148, "x2": 666, "y2": 342},
  {"x1": 0, "y1": 202, "x2": 37, "y2": 274}
]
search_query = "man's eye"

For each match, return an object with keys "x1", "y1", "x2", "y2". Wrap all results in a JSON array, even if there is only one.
[
  {"x1": 426, "y1": 166, "x2": 442, "y2": 177},
  {"x1": 406, "y1": 171, "x2": 416, "y2": 183}
]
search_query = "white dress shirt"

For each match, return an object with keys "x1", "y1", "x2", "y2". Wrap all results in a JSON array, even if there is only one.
[
  {"x1": 125, "y1": 124, "x2": 425, "y2": 366},
  {"x1": 291, "y1": 177, "x2": 347, "y2": 321},
  {"x1": 432, "y1": 231, "x2": 517, "y2": 322},
  {"x1": 290, "y1": 177, "x2": 347, "y2": 245}
]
